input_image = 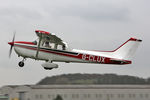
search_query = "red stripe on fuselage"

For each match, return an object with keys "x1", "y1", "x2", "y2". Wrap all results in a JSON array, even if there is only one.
[
  {"x1": 15, "y1": 41, "x2": 35, "y2": 45},
  {"x1": 15, "y1": 44, "x2": 83, "y2": 60},
  {"x1": 14, "y1": 44, "x2": 131, "y2": 65}
]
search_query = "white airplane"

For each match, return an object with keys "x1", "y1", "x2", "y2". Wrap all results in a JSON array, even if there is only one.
[{"x1": 8, "y1": 30, "x2": 142, "y2": 70}]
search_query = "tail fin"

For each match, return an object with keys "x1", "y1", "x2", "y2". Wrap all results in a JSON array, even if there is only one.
[{"x1": 113, "y1": 37, "x2": 142, "y2": 60}]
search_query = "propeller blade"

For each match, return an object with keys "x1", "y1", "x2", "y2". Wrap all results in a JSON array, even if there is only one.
[
  {"x1": 12, "y1": 32, "x2": 15, "y2": 43},
  {"x1": 9, "y1": 45, "x2": 13, "y2": 58},
  {"x1": 9, "y1": 32, "x2": 16, "y2": 58}
]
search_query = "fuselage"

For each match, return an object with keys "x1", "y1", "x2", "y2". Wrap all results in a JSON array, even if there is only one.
[{"x1": 10, "y1": 41, "x2": 131, "y2": 65}]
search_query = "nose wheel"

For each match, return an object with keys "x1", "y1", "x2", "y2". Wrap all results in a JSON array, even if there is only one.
[
  {"x1": 18, "y1": 58, "x2": 26, "y2": 67},
  {"x1": 18, "y1": 61, "x2": 24, "y2": 67}
]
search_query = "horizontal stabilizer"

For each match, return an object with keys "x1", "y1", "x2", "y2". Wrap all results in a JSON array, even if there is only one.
[{"x1": 110, "y1": 59, "x2": 132, "y2": 64}]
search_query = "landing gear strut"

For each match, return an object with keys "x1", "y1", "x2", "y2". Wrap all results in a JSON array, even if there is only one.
[{"x1": 18, "y1": 58, "x2": 26, "y2": 67}]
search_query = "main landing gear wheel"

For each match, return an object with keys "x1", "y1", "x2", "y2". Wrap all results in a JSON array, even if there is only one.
[
  {"x1": 18, "y1": 61, "x2": 24, "y2": 67},
  {"x1": 18, "y1": 58, "x2": 26, "y2": 67}
]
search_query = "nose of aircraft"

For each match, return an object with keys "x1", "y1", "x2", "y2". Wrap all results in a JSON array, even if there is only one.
[{"x1": 8, "y1": 42, "x2": 14, "y2": 46}]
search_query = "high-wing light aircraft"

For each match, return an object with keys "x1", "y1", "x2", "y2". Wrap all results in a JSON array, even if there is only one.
[{"x1": 8, "y1": 30, "x2": 142, "y2": 70}]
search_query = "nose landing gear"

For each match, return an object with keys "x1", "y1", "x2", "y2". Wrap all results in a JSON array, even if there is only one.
[
  {"x1": 18, "y1": 58, "x2": 26, "y2": 67},
  {"x1": 18, "y1": 61, "x2": 24, "y2": 67}
]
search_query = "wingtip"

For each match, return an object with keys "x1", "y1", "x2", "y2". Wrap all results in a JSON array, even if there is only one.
[{"x1": 137, "y1": 39, "x2": 142, "y2": 42}]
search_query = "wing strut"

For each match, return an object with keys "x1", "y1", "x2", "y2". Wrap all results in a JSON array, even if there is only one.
[{"x1": 35, "y1": 34, "x2": 42, "y2": 59}]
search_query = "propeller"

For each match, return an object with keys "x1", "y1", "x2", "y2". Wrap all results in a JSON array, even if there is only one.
[{"x1": 8, "y1": 32, "x2": 16, "y2": 58}]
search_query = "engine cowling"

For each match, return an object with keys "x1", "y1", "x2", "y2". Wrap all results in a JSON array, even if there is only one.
[{"x1": 41, "y1": 62, "x2": 58, "y2": 70}]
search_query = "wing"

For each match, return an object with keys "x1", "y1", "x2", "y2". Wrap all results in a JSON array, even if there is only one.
[{"x1": 35, "y1": 30, "x2": 65, "y2": 45}]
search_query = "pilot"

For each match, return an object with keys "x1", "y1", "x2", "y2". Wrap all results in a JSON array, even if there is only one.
[
  {"x1": 62, "y1": 45, "x2": 66, "y2": 50},
  {"x1": 44, "y1": 37, "x2": 51, "y2": 48},
  {"x1": 45, "y1": 41, "x2": 50, "y2": 47}
]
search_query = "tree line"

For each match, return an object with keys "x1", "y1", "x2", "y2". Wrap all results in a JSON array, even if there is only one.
[{"x1": 37, "y1": 73, "x2": 150, "y2": 85}]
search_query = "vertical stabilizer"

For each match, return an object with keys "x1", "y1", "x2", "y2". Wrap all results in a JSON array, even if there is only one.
[{"x1": 113, "y1": 38, "x2": 142, "y2": 60}]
